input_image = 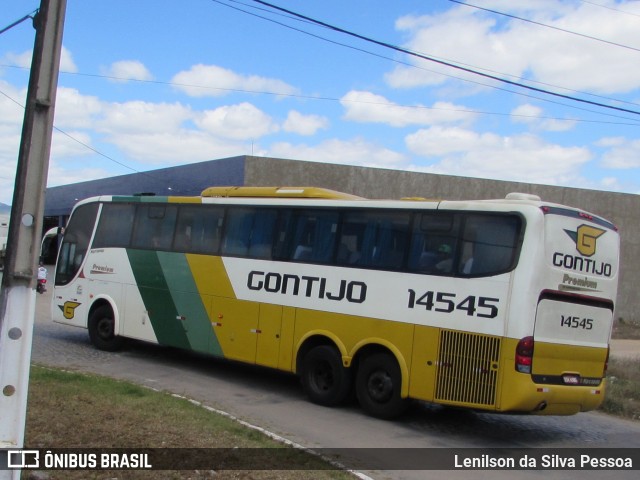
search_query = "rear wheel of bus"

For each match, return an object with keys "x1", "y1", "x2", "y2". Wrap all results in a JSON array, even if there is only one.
[
  {"x1": 88, "y1": 305, "x2": 123, "y2": 352},
  {"x1": 356, "y1": 352, "x2": 409, "y2": 419},
  {"x1": 301, "y1": 345, "x2": 352, "y2": 407}
]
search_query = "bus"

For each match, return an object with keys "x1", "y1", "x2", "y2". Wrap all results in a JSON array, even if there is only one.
[{"x1": 52, "y1": 186, "x2": 620, "y2": 419}]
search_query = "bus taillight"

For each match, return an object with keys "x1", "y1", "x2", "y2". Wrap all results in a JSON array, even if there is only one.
[{"x1": 515, "y1": 336, "x2": 534, "y2": 374}]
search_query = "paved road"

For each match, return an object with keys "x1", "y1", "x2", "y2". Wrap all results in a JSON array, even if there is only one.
[{"x1": 13, "y1": 276, "x2": 640, "y2": 479}]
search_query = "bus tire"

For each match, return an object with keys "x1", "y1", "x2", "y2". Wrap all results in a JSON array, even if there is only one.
[
  {"x1": 356, "y1": 352, "x2": 409, "y2": 419},
  {"x1": 301, "y1": 345, "x2": 352, "y2": 407},
  {"x1": 88, "y1": 305, "x2": 123, "y2": 352}
]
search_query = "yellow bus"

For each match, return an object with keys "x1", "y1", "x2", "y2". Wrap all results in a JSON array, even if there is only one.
[{"x1": 52, "y1": 187, "x2": 620, "y2": 418}]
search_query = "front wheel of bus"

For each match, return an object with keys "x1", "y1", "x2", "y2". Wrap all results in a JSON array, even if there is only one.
[
  {"x1": 356, "y1": 352, "x2": 409, "y2": 419},
  {"x1": 301, "y1": 345, "x2": 352, "y2": 407},
  {"x1": 88, "y1": 305, "x2": 123, "y2": 352}
]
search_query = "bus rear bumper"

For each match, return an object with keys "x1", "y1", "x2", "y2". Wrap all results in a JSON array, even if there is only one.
[{"x1": 499, "y1": 376, "x2": 606, "y2": 415}]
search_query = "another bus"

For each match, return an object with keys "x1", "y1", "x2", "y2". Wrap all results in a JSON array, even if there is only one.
[{"x1": 52, "y1": 187, "x2": 620, "y2": 418}]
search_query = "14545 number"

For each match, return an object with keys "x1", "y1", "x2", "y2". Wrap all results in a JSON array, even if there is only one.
[{"x1": 407, "y1": 289, "x2": 499, "y2": 319}]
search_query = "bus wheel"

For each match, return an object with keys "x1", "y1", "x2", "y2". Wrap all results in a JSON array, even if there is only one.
[
  {"x1": 88, "y1": 305, "x2": 123, "y2": 352},
  {"x1": 356, "y1": 352, "x2": 409, "y2": 419},
  {"x1": 301, "y1": 345, "x2": 352, "y2": 407}
]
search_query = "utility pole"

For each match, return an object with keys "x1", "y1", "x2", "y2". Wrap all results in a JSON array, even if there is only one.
[{"x1": 0, "y1": 1, "x2": 67, "y2": 478}]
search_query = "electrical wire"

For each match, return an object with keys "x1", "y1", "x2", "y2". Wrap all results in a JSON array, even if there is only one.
[
  {"x1": 4, "y1": 62, "x2": 639, "y2": 126},
  {"x1": 578, "y1": 0, "x2": 640, "y2": 19},
  {"x1": 450, "y1": 0, "x2": 640, "y2": 54},
  {"x1": 248, "y1": 0, "x2": 640, "y2": 116},
  {"x1": 0, "y1": 9, "x2": 38, "y2": 36},
  {"x1": 208, "y1": 1, "x2": 640, "y2": 124},
  {"x1": 217, "y1": 0, "x2": 640, "y2": 113}
]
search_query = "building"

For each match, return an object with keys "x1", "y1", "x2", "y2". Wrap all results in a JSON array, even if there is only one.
[{"x1": 44, "y1": 155, "x2": 638, "y2": 322}]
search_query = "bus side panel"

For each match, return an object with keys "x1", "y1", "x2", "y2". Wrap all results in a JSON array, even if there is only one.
[
  {"x1": 52, "y1": 282, "x2": 89, "y2": 328},
  {"x1": 408, "y1": 325, "x2": 439, "y2": 401},
  {"x1": 211, "y1": 297, "x2": 259, "y2": 363},
  {"x1": 277, "y1": 307, "x2": 296, "y2": 372},
  {"x1": 256, "y1": 303, "x2": 283, "y2": 369},
  {"x1": 126, "y1": 249, "x2": 222, "y2": 356}
]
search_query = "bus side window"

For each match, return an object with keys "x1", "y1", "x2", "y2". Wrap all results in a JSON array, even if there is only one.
[
  {"x1": 461, "y1": 214, "x2": 521, "y2": 275},
  {"x1": 131, "y1": 205, "x2": 178, "y2": 251},
  {"x1": 173, "y1": 205, "x2": 223, "y2": 254},
  {"x1": 338, "y1": 211, "x2": 410, "y2": 269},
  {"x1": 284, "y1": 210, "x2": 339, "y2": 264},
  {"x1": 408, "y1": 213, "x2": 458, "y2": 274},
  {"x1": 221, "y1": 208, "x2": 278, "y2": 259},
  {"x1": 93, "y1": 203, "x2": 135, "y2": 248}
]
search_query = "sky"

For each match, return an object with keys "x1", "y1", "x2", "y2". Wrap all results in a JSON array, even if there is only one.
[{"x1": 1, "y1": 0, "x2": 640, "y2": 205}]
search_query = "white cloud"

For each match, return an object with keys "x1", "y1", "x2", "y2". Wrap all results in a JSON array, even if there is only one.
[
  {"x1": 103, "y1": 60, "x2": 153, "y2": 82},
  {"x1": 282, "y1": 110, "x2": 329, "y2": 136},
  {"x1": 50, "y1": 130, "x2": 96, "y2": 159},
  {"x1": 600, "y1": 137, "x2": 640, "y2": 169},
  {"x1": 99, "y1": 101, "x2": 192, "y2": 135},
  {"x1": 195, "y1": 103, "x2": 278, "y2": 140},
  {"x1": 341, "y1": 90, "x2": 477, "y2": 127},
  {"x1": 53, "y1": 87, "x2": 103, "y2": 129},
  {"x1": 405, "y1": 126, "x2": 591, "y2": 185},
  {"x1": 106, "y1": 131, "x2": 243, "y2": 165},
  {"x1": 4, "y1": 46, "x2": 77, "y2": 73},
  {"x1": 46, "y1": 164, "x2": 113, "y2": 189},
  {"x1": 0, "y1": 81, "x2": 26, "y2": 127},
  {"x1": 510, "y1": 104, "x2": 576, "y2": 132},
  {"x1": 60, "y1": 46, "x2": 78, "y2": 73},
  {"x1": 171, "y1": 64, "x2": 299, "y2": 98},
  {"x1": 269, "y1": 137, "x2": 406, "y2": 168},
  {"x1": 386, "y1": 1, "x2": 640, "y2": 94}
]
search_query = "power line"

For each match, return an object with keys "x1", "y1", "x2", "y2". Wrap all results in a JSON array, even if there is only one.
[
  {"x1": 4, "y1": 62, "x2": 639, "y2": 126},
  {"x1": 208, "y1": 1, "x2": 640, "y2": 123},
  {"x1": 450, "y1": 0, "x2": 640, "y2": 54},
  {"x1": 0, "y1": 9, "x2": 38, "y2": 36},
  {"x1": 578, "y1": 0, "x2": 640, "y2": 19},
  {"x1": 216, "y1": 0, "x2": 640, "y2": 113},
  {"x1": 248, "y1": 0, "x2": 640, "y2": 117}
]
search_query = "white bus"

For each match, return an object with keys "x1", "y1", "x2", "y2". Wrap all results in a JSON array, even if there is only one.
[{"x1": 52, "y1": 187, "x2": 619, "y2": 418}]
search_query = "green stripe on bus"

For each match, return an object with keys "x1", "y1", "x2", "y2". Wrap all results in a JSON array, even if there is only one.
[
  {"x1": 126, "y1": 249, "x2": 191, "y2": 350},
  {"x1": 157, "y1": 251, "x2": 223, "y2": 356}
]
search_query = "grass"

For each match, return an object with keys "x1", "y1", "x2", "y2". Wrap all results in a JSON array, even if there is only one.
[
  {"x1": 598, "y1": 318, "x2": 640, "y2": 420},
  {"x1": 21, "y1": 327, "x2": 640, "y2": 479},
  {"x1": 600, "y1": 357, "x2": 640, "y2": 421},
  {"x1": 24, "y1": 365, "x2": 355, "y2": 480}
]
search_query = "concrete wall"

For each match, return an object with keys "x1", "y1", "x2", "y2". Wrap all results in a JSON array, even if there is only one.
[{"x1": 245, "y1": 156, "x2": 637, "y2": 322}]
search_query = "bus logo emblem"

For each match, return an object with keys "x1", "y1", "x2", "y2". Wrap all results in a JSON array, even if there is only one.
[
  {"x1": 61, "y1": 301, "x2": 82, "y2": 320},
  {"x1": 564, "y1": 225, "x2": 606, "y2": 257}
]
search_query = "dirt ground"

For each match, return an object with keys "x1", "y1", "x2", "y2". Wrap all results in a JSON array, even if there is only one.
[{"x1": 610, "y1": 339, "x2": 640, "y2": 359}]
